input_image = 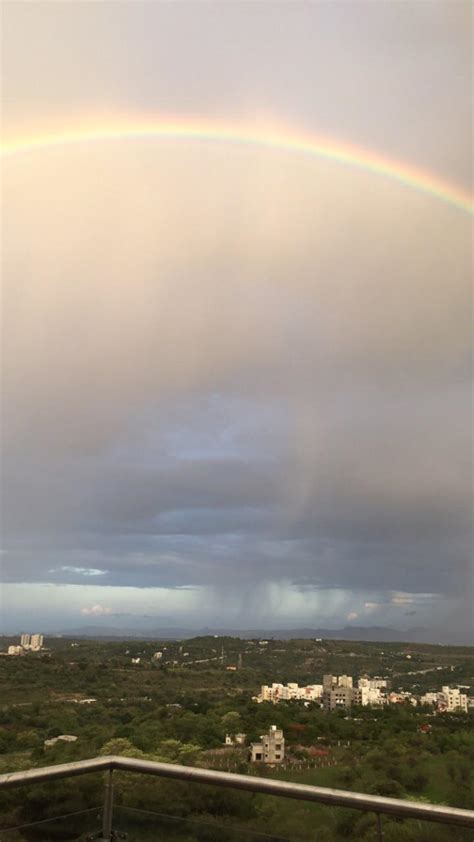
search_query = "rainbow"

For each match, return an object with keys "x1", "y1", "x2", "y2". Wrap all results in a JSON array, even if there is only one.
[{"x1": 1, "y1": 118, "x2": 471, "y2": 214}]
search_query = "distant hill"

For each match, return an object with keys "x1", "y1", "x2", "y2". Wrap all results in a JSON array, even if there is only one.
[{"x1": 51, "y1": 624, "x2": 472, "y2": 645}]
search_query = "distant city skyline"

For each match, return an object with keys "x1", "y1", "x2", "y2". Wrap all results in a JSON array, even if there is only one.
[{"x1": 1, "y1": 2, "x2": 472, "y2": 637}]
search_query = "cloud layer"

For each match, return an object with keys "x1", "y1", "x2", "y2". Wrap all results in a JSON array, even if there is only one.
[{"x1": 1, "y1": 2, "x2": 472, "y2": 634}]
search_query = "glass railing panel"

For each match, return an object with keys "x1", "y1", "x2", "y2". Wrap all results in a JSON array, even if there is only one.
[
  {"x1": 0, "y1": 805, "x2": 102, "y2": 840},
  {"x1": 0, "y1": 760, "x2": 472, "y2": 842},
  {"x1": 113, "y1": 804, "x2": 303, "y2": 841}
]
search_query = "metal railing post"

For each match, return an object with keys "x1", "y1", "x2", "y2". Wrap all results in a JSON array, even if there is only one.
[
  {"x1": 375, "y1": 813, "x2": 384, "y2": 842},
  {"x1": 102, "y1": 767, "x2": 114, "y2": 839}
]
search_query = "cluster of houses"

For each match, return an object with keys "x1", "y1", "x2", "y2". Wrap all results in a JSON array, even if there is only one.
[
  {"x1": 254, "y1": 674, "x2": 469, "y2": 713},
  {"x1": 254, "y1": 675, "x2": 389, "y2": 709}
]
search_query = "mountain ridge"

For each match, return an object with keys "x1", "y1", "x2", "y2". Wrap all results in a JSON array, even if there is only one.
[{"x1": 15, "y1": 624, "x2": 471, "y2": 645}]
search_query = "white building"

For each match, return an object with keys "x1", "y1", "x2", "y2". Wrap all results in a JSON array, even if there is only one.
[
  {"x1": 420, "y1": 692, "x2": 438, "y2": 706},
  {"x1": 20, "y1": 634, "x2": 30, "y2": 647},
  {"x1": 256, "y1": 683, "x2": 323, "y2": 704},
  {"x1": 256, "y1": 684, "x2": 283, "y2": 703},
  {"x1": 30, "y1": 634, "x2": 44, "y2": 650},
  {"x1": 437, "y1": 687, "x2": 468, "y2": 713},
  {"x1": 353, "y1": 686, "x2": 386, "y2": 706},
  {"x1": 301, "y1": 684, "x2": 323, "y2": 701},
  {"x1": 8, "y1": 645, "x2": 23, "y2": 656}
]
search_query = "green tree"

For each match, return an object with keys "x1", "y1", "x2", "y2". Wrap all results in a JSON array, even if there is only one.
[
  {"x1": 221, "y1": 711, "x2": 242, "y2": 734},
  {"x1": 100, "y1": 737, "x2": 145, "y2": 758}
]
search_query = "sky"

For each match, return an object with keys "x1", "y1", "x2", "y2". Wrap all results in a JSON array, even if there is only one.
[{"x1": 1, "y1": 2, "x2": 472, "y2": 639}]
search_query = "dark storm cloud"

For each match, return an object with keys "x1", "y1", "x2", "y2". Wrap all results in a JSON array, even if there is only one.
[{"x1": 2, "y1": 376, "x2": 471, "y2": 601}]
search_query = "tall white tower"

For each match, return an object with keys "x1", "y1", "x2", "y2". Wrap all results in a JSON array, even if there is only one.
[{"x1": 30, "y1": 634, "x2": 44, "y2": 649}]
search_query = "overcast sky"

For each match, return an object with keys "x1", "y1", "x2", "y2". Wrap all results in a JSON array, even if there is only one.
[{"x1": 1, "y1": 2, "x2": 472, "y2": 638}]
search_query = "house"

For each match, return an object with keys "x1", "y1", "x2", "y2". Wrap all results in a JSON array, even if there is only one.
[{"x1": 250, "y1": 726, "x2": 284, "y2": 764}]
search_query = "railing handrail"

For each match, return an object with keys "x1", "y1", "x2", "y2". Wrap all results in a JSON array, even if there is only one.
[{"x1": 0, "y1": 754, "x2": 473, "y2": 829}]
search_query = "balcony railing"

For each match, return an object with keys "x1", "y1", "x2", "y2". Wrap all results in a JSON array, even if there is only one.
[{"x1": 1, "y1": 755, "x2": 473, "y2": 841}]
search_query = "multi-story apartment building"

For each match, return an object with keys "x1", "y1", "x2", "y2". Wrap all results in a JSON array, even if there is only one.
[
  {"x1": 250, "y1": 726, "x2": 285, "y2": 764},
  {"x1": 353, "y1": 686, "x2": 386, "y2": 706},
  {"x1": 437, "y1": 686, "x2": 468, "y2": 713},
  {"x1": 20, "y1": 634, "x2": 30, "y2": 647},
  {"x1": 324, "y1": 685, "x2": 353, "y2": 711},
  {"x1": 323, "y1": 675, "x2": 354, "y2": 710},
  {"x1": 323, "y1": 674, "x2": 353, "y2": 689},
  {"x1": 256, "y1": 683, "x2": 323, "y2": 704},
  {"x1": 30, "y1": 634, "x2": 44, "y2": 650},
  {"x1": 300, "y1": 684, "x2": 324, "y2": 701}
]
